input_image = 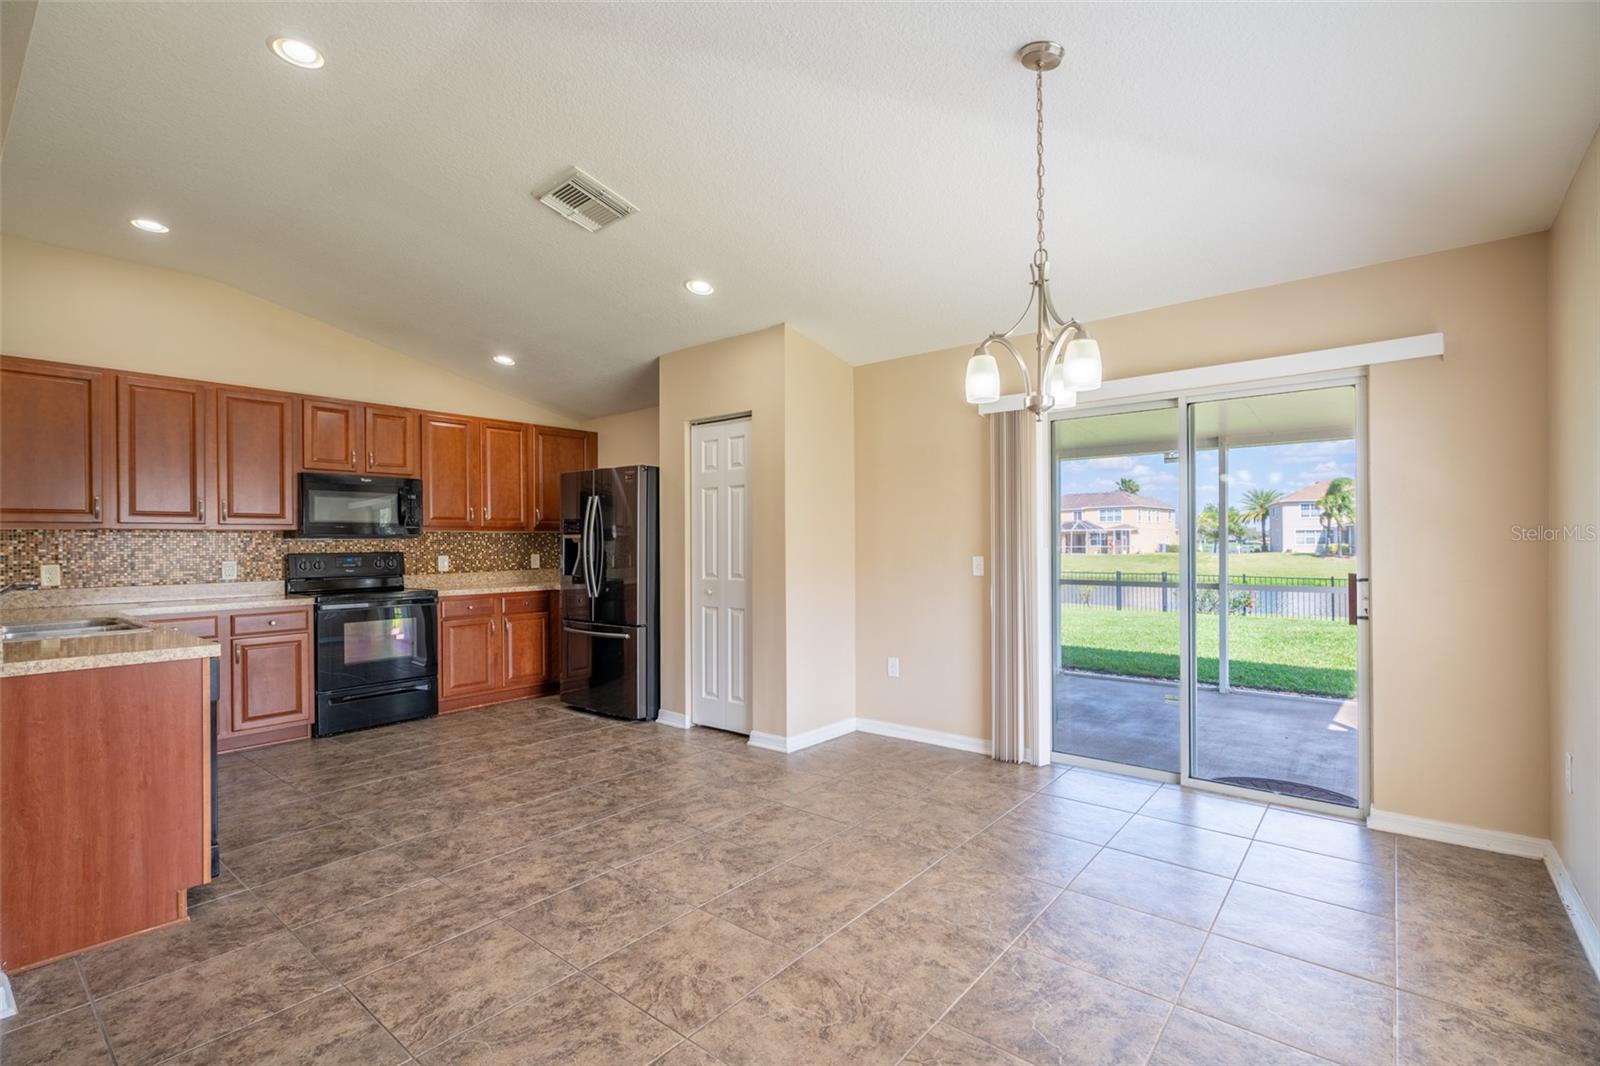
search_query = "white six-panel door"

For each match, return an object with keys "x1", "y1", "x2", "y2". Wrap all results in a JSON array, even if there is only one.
[{"x1": 691, "y1": 418, "x2": 752, "y2": 734}]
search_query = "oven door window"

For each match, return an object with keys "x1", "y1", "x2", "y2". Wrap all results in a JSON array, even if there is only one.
[
  {"x1": 318, "y1": 604, "x2": 437, "y2": 691},
  {"x1": 305, "y1": 487, "x2": 401, "y2": 535}
]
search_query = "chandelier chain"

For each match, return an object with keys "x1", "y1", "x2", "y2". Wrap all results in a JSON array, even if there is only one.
[{"x1": 1035, "y1": 67, "x2": 1046, "y2": 254}]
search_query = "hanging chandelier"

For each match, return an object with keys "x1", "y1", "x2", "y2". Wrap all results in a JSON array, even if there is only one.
[{"x1": 964, "y1": 40, "x2": 1102, "y2": 419}]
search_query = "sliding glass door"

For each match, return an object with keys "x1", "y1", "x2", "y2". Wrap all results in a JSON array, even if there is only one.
[
  {"x1": 1186, "y1": 385, "x2": 1363, "y2": 808},
  {"x1": 1052, "y1": 404, "x2": 1182, "y2": 773},
  {"x1": 1051, "y1": 380, "x2": 1369, "y2": 814}
]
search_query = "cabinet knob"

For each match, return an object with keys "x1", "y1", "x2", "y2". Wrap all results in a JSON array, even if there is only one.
[
  {"x1": 368, "y1": 452, "x2": 374, "y2": 466},
  {"x1": 268, "y1": 619, "x2": 278, "y2": 626}
]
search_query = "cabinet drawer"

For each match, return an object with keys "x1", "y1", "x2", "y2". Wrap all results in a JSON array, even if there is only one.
[
  {"x1": 499, "y1": 593, "x2": 548, "y2": 615},
  {"x1": 230, "y1": 608, "x2": 310, "y2": 636},
  {"x1": 151, "y1": 614, "x2": 220, "y2": 640},
  {"x1": 440, "y1": 596, "x2": 494, "y2": 620}
]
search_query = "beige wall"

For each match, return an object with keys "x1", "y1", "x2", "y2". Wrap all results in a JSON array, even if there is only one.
[
  {"x1": 1, "y1": 236, "x2": 579, "y2": 426},
  {"x1": 856, "y1": 234, "x2": 1554, "y2": 838},
  {"x1": 1547, "y1": 128, "x2": 1599, "y2": 917},
  {"x1": 783, "y1": 328, "x2": 856, "y2": 736},
  {"x1": 658, "y1": 326, "x2": 788, "y2": 736},
  {"x1": 855, "y1": 345, "x2": 991, "y2": 740},
  {"x1": 587, "y1": 407, "x2": 660, "y2": 468}
]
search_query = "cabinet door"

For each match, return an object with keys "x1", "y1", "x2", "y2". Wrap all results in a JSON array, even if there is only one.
[
  {"x1": 363, "y1": 405, "x2": 419, "y2": 476},
  {"x1": 0, "y1": 359, "x2": 107, "y2": 525},
  {"x1": 216, "y1": 388, "x2": 295, "y2": 527},
  {"x1": 533, "y1": 428, "x2": 595, "y2": 530},
  {"x1": 228, "y1": 632, "x2": 313, "y2": 735},
  {"x1": 117, "y1": 375, "x2": 209, "y2": 525},
  {"x1": 301, "y1": 398, "x2": 360, "y2": 472},
  {"x1": 440, "y1": 615, "x2": 497, "y2": 702},
  {"x1": 421, "y1": 414, "x2": 476, "y2": 528},
  {"x1": 500, "y1": 606, "x2": 550, "y2": 689},
  {"x1": 479, "y1": 421, "x2": 528, "y2": 530}
]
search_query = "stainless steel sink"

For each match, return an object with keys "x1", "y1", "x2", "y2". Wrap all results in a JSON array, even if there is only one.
[{"x1": 1, "y1": 617, "x2": 152, "y2": 641}]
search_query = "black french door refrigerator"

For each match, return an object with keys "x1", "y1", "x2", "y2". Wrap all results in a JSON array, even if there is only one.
[{"x1": 560, "y1": 465, "x2": 659, "y2": 720}]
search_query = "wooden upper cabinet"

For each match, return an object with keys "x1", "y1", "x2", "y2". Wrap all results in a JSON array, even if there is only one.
[
  {"x1": 117, "y1": 375, "x2": 209, "y2": 526},
  {"x1": 0, "y1": 358, "x2": 108, "y2": 526},
  {"x1": 363, "y1": 405, "x2": 419, "y2": 477},
  {"x1": 420, "y1": 413, "x2": 475, "y2": 528},
  {"x1": 301, "y1": 398, "x2": 360, "y2": 472},
  {"x1": 479, "y1": 421, "x2": 528, "y2": 530},
  {"x1": 216, "y1": 388, "x2": 295, "y2": 527},
  {"x1": 533, "y1": 427, "x2": 596, "y2": 530}
]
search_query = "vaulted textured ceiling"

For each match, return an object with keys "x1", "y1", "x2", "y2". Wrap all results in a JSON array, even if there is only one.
[{"x1": 3, "y1": 2, "x2": 1596, "y2": 416}]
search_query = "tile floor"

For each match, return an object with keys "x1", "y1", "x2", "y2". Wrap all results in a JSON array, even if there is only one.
[{"x1": 2, "y1": 698, "x2": 1597, "y2": 1065}]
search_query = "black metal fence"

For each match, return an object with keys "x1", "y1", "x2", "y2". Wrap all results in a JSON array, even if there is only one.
[{"x1": 1060, "y1": 570, "x2": 1350, "y2": 621}]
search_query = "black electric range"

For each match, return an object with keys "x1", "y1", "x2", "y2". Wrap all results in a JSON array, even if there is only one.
[{"x1": 285, "y1": 552, "x2": 439, "y2": 737}]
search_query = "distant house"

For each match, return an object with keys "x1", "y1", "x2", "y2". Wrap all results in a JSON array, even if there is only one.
[
  {"x1": 1060, "y1": 491, "x2": 1178, "y2": 555},
  {"x1": 1268, "y1": 479, "x2": 1356, "y2": 553}
]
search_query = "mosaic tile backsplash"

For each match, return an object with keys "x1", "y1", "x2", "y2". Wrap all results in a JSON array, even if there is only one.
[{"x1": 0, "y1": 529, "x2": 561, "y2": 588}]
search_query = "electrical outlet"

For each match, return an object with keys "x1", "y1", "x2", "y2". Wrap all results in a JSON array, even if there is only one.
[
  {"x1": 38, "y1": 564, "x2": 62, "y2": 588},
  {"x1": 1566, "y1": 751, "x2": 1574, "y2": 794},
  {"x1": 437, "y1": 555, "x2": 451, "y2": 573},
  {"x1": 972, "y1": 555, "x2": 985, "y2": 577},
  {"x1": 220, "y1": 560, "x2": 239, "y2": 581},
  {"x1": 530, "y1": 552, "x2": 541, "y2": 569},
  {"x1": 887, "y1": 657, "x2": 900, "y2": 678}
]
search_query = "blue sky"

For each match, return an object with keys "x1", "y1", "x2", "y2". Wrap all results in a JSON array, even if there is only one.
[{"x1": 1058, "y1": 439, "x2": 1357, "y2": 513}]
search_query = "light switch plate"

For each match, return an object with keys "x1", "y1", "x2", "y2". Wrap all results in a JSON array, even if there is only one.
[
  {"x1": 530, "y1": 552, "x2": 541, "y2": 569},
  {"x1": 220, "y1": 560, "x2": 239, "y2": 581},
  {"x1": 972, "y1": 555, "x2": 985, "y2": 577},
  {"x1": 38, "y1": 564, "x2": 62, "y2": 588},
  {"x1": 887, "y1": 656, "x2": 900, "y2": 678},
  {"x1": 437, "y1": 555, "x2": 451, "y2": 573}
]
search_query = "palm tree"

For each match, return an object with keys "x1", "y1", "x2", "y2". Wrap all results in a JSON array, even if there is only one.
[
  {"x1": 1242, "y1": 488, "x2": 1284, "y2": 552},
  {"x1": 1319, "y1": 477, "x2": 1356, "y2": 555},
  {"x1": 1116, "y1": 477, "x2": 1141, "y2": 494}
]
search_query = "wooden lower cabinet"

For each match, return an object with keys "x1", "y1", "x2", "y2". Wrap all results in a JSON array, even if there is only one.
[
  {"x1": 150, "y1": 606, "x2": 314, "y2": 752},
  {"x1": 1, "y1": 658, "x2": 209, "y2": 970},
  {"x1": 440, "y1": 592, "x2": 557, "y2": 712}
]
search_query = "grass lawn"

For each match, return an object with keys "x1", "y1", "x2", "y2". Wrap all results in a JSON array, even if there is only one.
[
  {"x1": 1063, "y1": 551, "x2": 1355, "y2": 581},
  {"x1": 1061, "y1": 604, "x2": 1357, "y2": 698}
]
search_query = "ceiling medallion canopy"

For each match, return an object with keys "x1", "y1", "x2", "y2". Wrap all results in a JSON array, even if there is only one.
[{"x1": 964, "y1": 40, "x2": 1103, "y2": 419}]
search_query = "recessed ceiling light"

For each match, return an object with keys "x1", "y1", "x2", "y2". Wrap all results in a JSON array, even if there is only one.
[
  {"x1": 492, "y1": 354, "x2": 516, "y2": 367},
  {"x1": 684, "y1": 279, "x2": 715, "y2": 296},
  {"x1": 269, "y1": 37, "x2": 324, "y2": 69},
  {"x1": 129, "y1": 218, "x2": 169, "y2": 234}
]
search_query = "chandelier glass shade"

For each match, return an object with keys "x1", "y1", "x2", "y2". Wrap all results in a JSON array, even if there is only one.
[{"x1": 963, "y1": 40, "x2": 1103, "y2": 419}]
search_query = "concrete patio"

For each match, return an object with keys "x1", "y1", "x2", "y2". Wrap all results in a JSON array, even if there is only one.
[{"x1": 1053, "y1": 671, "x2": 1359, "y2": 805}]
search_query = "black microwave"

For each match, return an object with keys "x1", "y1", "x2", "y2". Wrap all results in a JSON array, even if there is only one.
[{"x1": 297, "y1": 474, "x2": 423, "y2": 538}]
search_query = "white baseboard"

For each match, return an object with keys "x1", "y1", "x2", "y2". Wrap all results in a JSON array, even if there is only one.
[
  {"x1": 655, "y1": 709, "x2": 689, "y2": 729},
  {"x1": 1365, "y1": 808, "x2": 1547, "y2": 858},
  {"x1": 1366, "y1": 807, "x2": 1600, "y2": 981},
  {"x1": 1545, "y1": 844, "x2": 1600, "y2": 979},
  {"x1": 855, "y1": 717, "x2": 992, "y2": 756},
  {"x1": 747, "y1": 717, "x2": 857, "y2": 754}
]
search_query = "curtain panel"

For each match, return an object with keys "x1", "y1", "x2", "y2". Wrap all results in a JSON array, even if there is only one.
[{"x1": 990, "y1": 409, "x2": 1040, "y2": 763}]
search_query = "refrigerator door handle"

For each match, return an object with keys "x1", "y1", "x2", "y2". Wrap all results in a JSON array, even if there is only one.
[
  {"x1": 584, "y1": 494, "x2": 601, "y2": 600},
  {"x1": 563, "y1": 625, "x2": 632, "y2": 640}
]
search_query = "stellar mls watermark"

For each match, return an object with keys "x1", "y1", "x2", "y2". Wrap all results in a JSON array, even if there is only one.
[{"x1": 1511, "y1": 524, "x2": 1598, "y2": 542}]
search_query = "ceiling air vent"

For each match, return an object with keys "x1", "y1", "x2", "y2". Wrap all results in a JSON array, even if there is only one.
[{"x1": 536, "y1": 168, "x2": 638, "y2": 232}]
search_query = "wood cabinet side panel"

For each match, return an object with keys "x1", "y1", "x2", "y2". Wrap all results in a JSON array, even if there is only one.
[{"x1": 0, "y1": 660, "x2": 207, "y2": 970}]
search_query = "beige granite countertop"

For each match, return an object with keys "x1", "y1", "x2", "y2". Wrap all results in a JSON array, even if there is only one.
[
  {"x1": 409, "y1": 570, "x2": 563, "y2": 596},
  {"x1": 1, "y1": 623, "x2": 220, "y2": 678},
  {"x1": 0, "y1": 571, "x2": 562, "y2": 676}
]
